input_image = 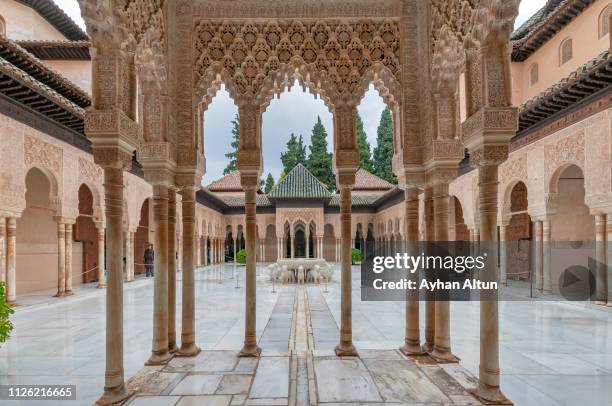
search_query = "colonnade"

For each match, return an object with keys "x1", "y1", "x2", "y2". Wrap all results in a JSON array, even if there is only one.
[{"x1": 0, "y1": 217, "x2": 17, "y2": 302}]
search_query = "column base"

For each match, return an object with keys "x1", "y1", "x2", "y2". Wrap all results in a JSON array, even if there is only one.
[
  {"x1": 145, "y1": 350, "x2": 173, "y2": 365},
  {"x1": 470, "y1": 384, "x2": 513, "y2": 405},
  {"x1": 54, "y1": 292, "x2": 65, "y2": 298},
  {"x1": 422, "y1": 341, "x2": 434, "y2": 353},
  {"x1": 97, "y1": 284, "x2": 106, "y2": 289},
  {"x1": 399, "y1": 341, "x2": 425, "y2": 356},
  {"x1": 334, "y1": 341, "x2": 358, "y2": 357},
  {"x1": 177, "y1": 342, "x2": 201, "y2": 357},
  {"x1": 64, "y1": 291, "x2": 74, "y2": 296},
  {"x1": 168, "y1": 341, "x2": 179, "y2": 354},
  {"x1": 430, "y1": 347, "x2": 459, "y2": 363},
  {"x1": 239, "y1": 343, "x2": 262, "y2": 357},
  {"x1": 96, "y1": 384, "x2": 132, "y2": 406}
]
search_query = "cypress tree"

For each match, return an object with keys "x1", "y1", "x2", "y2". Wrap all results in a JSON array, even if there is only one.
[
  {"x1": 223, "y1": 114, "x2": 240, "y2": 175},
  {"x1": 372, "y1": 108, "x2": 397, "y2": 184},
  {"x1": 264, "y1": 173, "x2": 275, "y2": 193},
  {"x1": 306, "y1": 116, "x2": 335, "y2": 190},
  {"x1": 280, "y1": 133, "x2": 307, "y2": 173},
  {"x1": 356, "y1": 112, "x2": 374, "y2": 172}
]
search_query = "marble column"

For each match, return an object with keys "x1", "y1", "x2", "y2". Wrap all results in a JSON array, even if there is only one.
[
  {"x1": 65, "y1": 222, "x2": 74, "y2": 295},
  {"x1": 400, "y1": 186, "x2": 423, "y2": 355},
  {"x1": 423, "y1": 187, "x2": 435, "y2": 353},
  {"x1": 179, "y1": 186, "x2": 200, "y2": 356},
  {"x1": 607, "y1": 214, "x2": 612, "y2": 306},
  {"x1": 290, "y1": 230, "x2": 295, "y2": 258},
  {"x1": 100, "y1": 164, "x2": 130, "y2": 403},
  {"x1": 335, "y1": 184, "x2": 357, "y2": 356},
  {"x1": 55, "y1": 222, "x2": 66, "y2": 297},
  {"x1": 306, "y1": 231, "x2": 310, "y2": 258},
  {"x1": 239, "y1": 178, "x2": 261, "y2": 357},
  {"x1": 124, "y1": 231, "x2": 134, "y2": 282},
  {"x1": 431, "y1": 181, "x2": 457, "y2": 362},
  {"x1": 168, "y1": 188, "x2": 178, "y2": 353},
  {"x1": 534, "y1": 220, "x2": 543, "y2": 292},
  {"x1": 234, "y1": 238, "x2": 237, "y2": 262},
  {"x1": 474, "y1": 159, "x2": 508, "y2": 403},
  {"x1": 97, "y1": 227, "x2": 106, "y2": 288},
  {"x1": 542, "y1": 219, "x2": 552, "y2": 294},
  {"x1": 0, "y1": 218, "x2": 5, "y2": 288},
  {"x1": 147, "y1": 184, "x2": 172, "y2": 365},
  {"x1": 499, "y1": 224, "x2": 508, "y2": 286},
  {"x1": 129, "y1": 232, "x2": 135, "y2": 281},
  {"x1": 595, "y1": 214, "x2": 607, "y2": 303},
  {"x1": 6, "y1": 217, "x2": 16, "y2": 303}
]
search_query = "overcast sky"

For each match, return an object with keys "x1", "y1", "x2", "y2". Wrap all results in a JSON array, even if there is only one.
[{"x1": 53, "y1": 0, "x2": 547, "y2": 185}]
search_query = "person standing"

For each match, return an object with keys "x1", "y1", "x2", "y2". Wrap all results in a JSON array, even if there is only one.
[{"x1": 144, "y1": 244, "x2": 154, "y2": 277}]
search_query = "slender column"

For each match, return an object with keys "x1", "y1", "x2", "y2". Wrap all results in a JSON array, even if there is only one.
[
  {"x1": 423, "y1": 187, "x2": 435, "y2": 352},
  {"x1": 335, "y1": 184, "x2": 357, "y2": 356},
  {"x1": 55, "y1": 222, "x2": 66, "y2": 297},
  {"x1": 234, "y1": 238, "x2": 237, "y2": 262},
  {"x1": 431, "y1": 181, "x2": 458, "y2": 362},
  {"x1": 179, "y1": 186, "x2": 200, "y2": 356},
  {"x1": 473, "y1": 159, "x2": 509, "y2": 403},
  {"x1": 595, "y1": 214, "x2": 607, "y2": 303},
  {"x1": 0, "y1": 218, "x2": 5, "y2": 288},
  {"x1": 147, "y1": 184, "x2": 172, "y2": 365},
  {"x1": 542, "y1": 219, "x2": 552, "y2": 294},
  {"x1": 499, "y1": 224, "x2": 508, "y2": 286},
  {"x1": 65, "y1": 222, "x2": 74, "y2": 295},
  {"x1": 400, "y1": 186, "x2": 423, "y2": 355},
  {"x1": 100, "y1": 164, "x2": 130, "y2": 403},
  {"x1": 290, "y1": 230, "x2": 295, "y2": 258},
  {"x1": 6, "y1": 218, "x2": 16, "y2": 303},
  {"x1": 129, "y1": 232, "x2": 135, "y2": 281},
  {"x1": 306, "y1": 231, "x2": 310, "y2": 258},
  {"x1": 168, "y1": 188, "x2": 178, "y2": 353},
  {"x1": 534, "y1": 220, "x2": 543, "y2": 291},
  {"x1": 97, "y1": 227, "x2": 106, "y2": 288},
  {"x1": 239, "y1": 179, "x2": 261, "y2": 356},
  {"x1": 607, "y1": 214, "x2": 612, "y2": 306}
]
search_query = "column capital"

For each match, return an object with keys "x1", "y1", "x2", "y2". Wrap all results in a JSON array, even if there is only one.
[
  {"x1": 239, "y1": 171, "x2": 260, "y2": 190},
  {"x1": 425, "y1": 165, "x2": 458, "y2": 187},
  {"x1": 462, "y1": 106, "x2": 518, "y2": 151},
  {"x1": 469, "y1": 144, "x2": 509, "y2": 167}
]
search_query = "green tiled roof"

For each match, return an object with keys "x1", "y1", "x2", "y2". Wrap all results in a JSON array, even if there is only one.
[{"x1": 268, "y1": 164, "x2": 331, "y2": 199}]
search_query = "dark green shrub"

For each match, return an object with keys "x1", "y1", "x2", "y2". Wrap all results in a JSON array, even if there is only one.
[
  {"x1": 236, "y1": 249, "x2": 247, "y2": 264},
  {"x1": 351, "y1": 248, "x2": 362, "y2": 264},
  {"x1": 0, "y1": 282, "x2": 14, "y2": 344}
]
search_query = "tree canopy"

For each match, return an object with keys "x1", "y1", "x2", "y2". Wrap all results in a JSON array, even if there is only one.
[
  {"x1": 356, "y1": 112, "x2": 374, "y2": 172},
  {"x1": 372, "y1": 108, "x2": 397, "y2": 184},
  {"x1": 223, "y1": 114, "x2": 240, "y2": 175},
  {"x1": 264, "y1": 173, "x2": 275, "y2": 193},
  {"x1": 280, "y1": 133, "x2": 307, "y2": 174},
  {"x1": 306, "y1": 116, "x2": 336, "y2": 191}
]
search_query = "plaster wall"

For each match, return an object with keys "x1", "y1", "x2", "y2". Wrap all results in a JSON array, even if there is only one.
[
  {"x1": 0, "y1": 0, "x2": 67, "y2": 41},
  {"x1": 44, "y1": 60, "x2": 92, "y2": 95}
]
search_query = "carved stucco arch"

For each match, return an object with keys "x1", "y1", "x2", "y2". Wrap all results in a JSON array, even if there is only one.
[
  {"x1": 24, "y1": 165, "x2": 61, "y2": 215},
  {"x1": 500, "y1": 179, "x2": 528, "y2": 223}
]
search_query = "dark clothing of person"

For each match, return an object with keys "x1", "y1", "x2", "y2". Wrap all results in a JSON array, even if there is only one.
[{"x1": 144, "y1": 248, "x2": 154, "y2": 277}]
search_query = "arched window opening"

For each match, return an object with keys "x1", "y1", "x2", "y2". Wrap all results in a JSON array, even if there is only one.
[
  {"x1": 529, "y1": 63, "x2": 539, "y2": 87},
  {"x1": 599, "y1": 4, "x2": 612, "y2": 39},
  {"x1": 559, "y1": 37, "x2": 573, "y2": 66}
]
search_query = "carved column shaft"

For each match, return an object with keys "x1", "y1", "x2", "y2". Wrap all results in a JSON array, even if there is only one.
[
  {"x1": 168, "y1": 188, "x2": 178, "y2": 353},
  {"x1": 542, "y1": 219, "x2": 552, "y2": 294},
  {"x1": 65, "y1": 223, "x2": 73, "y2": 294},
  {"x1": 595, "y1": 214, "x2": 607, "y2": 303},
  {"x1": 0, "y1": 218, "x2": 5, "y2": 286},
  {"x1": 179, "y1": 186, "x2": 200, "y2": 356},
  {"x1": 423, "y1": 187, "x2": 435, "y2": 352},
  {"x1": 431, "y1": 182, "x2": 457, "y2": 362},
  {"x1": 97, "y1": 227, "x2": 106, "y2": 288},
  {"x1": 401, "y1": 186, "x2": 422, "y2": 355},
  {"x1": 55, "y1": 222, "x2": 66, "y2": 297},
  {"x1": 499, "y1": 224, "x2": 507, "y2": 286},
  {"x1": 239, "y1": 179, "x2": 261, "y2": 357},
  {"x1": 6, "y1": 218, "x2": 16, "y2": 302},
  {"x1": 147, "y1": 184, "x2": 172, "y2": 365},
  {"x1": 534, "y1": 220, "x2": 543, "y2": 291}
]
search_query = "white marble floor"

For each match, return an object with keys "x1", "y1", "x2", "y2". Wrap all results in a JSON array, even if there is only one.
[{"x1": 0, "y1": 264, "x2": 610, "y2": 405}]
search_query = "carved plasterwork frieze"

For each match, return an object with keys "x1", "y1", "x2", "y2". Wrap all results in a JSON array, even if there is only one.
[
  {"x1": 499, "y1": 154, "x2": 527, "y2": 186},
  {"x1": 462, "y1": 107, "x2": 518, "y2": 148},
  {"x1": 193, "y1": 18, "x2": 401, "y2": 106},
  {"x1": 24, "y1": 135, "x2": 62, "y2": 175},
  {"x1": 469, "y1": 145, "x2": 509, "y2": 167},
  {"x1": 544, "y1": 131, "x2": 585, "y2": 181}
]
